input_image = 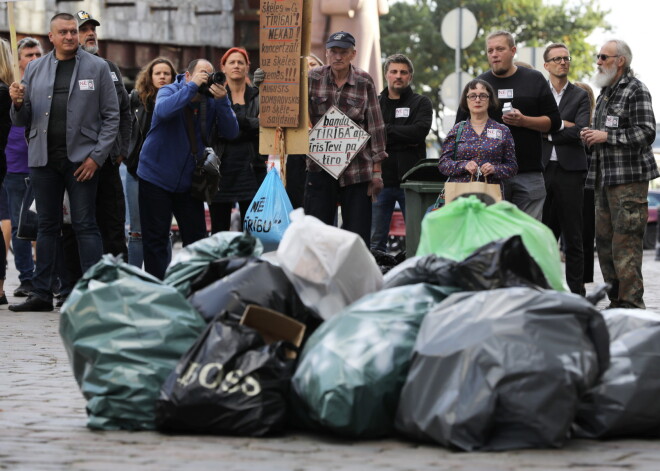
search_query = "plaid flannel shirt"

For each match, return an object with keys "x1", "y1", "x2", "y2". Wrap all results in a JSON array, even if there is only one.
[
  {"x1": 586, "y1": 73, "x2": 659, "y2": 189},
  {"x1": 308, "y1": 64, "x2": 387, "y2": 187}
]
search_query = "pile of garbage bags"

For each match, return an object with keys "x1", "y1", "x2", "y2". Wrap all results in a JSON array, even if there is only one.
[{"x1": 58, "y1": 206, "x2": 660, "y2": 448}]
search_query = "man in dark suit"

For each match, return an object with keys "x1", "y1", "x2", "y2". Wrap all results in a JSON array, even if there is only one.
[{"x1": 542, "y1": 43, "x2": 591, "y2": 295}]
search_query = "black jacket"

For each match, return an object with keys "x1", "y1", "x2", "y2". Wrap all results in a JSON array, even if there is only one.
[
  {"x1": 126, "y1": 89, "x2": 151, "y2": 176},
  {"x1": 379, "y1": 86, "x2": 433, "y2": 187}
]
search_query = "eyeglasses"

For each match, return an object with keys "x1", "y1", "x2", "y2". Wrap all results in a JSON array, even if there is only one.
[
  {"x1": 546, "y1": 56, "x2": 571, "y2": 64},
  {"x1": 596, "y1": 54, "x2": 619, "y2": 61},
  {"x1": 467, "y1": 93, "x2": 490, "y2": 101}
]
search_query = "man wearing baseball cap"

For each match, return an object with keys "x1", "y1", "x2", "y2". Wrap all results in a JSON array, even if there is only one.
[
  {"x1": 57, "y1": 10, "x2": 131, "y2": 305},
  {"x1": 306, "y1": 31, "x2": 387, "y2": 246}
]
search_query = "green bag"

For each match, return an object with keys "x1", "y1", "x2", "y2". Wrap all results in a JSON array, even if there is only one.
[
  {"x1": 416, "y1": 196, "x2": 567, "y2": 291},
  {"x1": 164, "y1": 231, "x2": 263, "y2": 296},
  {"x1": 291, "y1": 283, "x2": 459, "y2": 438},
  {"x1": 59, "y1": 255, "x2": 207, "y2": 430}
]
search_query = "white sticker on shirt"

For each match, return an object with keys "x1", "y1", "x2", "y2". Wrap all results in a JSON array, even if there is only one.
[
  {"x1": 605, "y1": 115, "x2": 619, "y2": 128},
  {"x1": 78, "y1": 79, "x2": 95, "y2": 91},
  {"x1": 498, "y1": 89, "x2": 514, "y2": 99},
  {"x1": 395, "y1": 107, "x2": 410, "y2": 118},
  {"x1": 487, "y1": 128, "x2": 503, "y2": 139},
  {"x1": 111, "y1": 72, "x2": 118, "y2": 82}
]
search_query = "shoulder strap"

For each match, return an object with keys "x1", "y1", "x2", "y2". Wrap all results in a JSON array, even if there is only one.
[
  {"x1": 452, "y1": 120, "x2": 466, "y2": 160},
  {"x1": 183, "y1": 107, "x2": 199, "y2": 160},
  {"x1": 199, "y1": 100, "x2": 209, "y2": 148}
]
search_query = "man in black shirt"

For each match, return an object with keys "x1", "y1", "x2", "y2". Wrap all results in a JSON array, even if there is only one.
[
  {"x1": 371, "y1": 54, "x2": 432, "y2": 252},
  {"x1": 458, "y1": 30, "x2": 561, "y2": 220}
]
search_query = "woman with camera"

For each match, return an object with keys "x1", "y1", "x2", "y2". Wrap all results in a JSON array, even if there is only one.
[
  {"x1": 209, "y1": 47, "x2": 266, "y2": 233},
  {"x1": 125, "y1": 57, "x2": 176, "y2": 268},
  {"x1": 439, "y1": 79, "x2": 517, "y2": 185}
]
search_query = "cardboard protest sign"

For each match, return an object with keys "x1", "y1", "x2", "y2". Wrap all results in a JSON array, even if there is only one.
[
  {"x1": 259, "y1": 0, "x2": 303, "y2": 128},
  {"x1": 307, "y1": 106, "x2": 371, "y2": 179}
]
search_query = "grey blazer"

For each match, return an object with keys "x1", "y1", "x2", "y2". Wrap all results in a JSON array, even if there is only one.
[
  {"x1": 542, "y1": 82, "x2": 590, "y2": 172},
  {"x1": 10, "y1": 47, "x2": 119, "y2": 168}
]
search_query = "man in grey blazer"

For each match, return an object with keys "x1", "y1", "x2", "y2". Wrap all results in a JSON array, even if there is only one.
[
  {"x1": 8, "y1": 12, "x2": 119, "y2": 311},
  {"x1": 541, "y1": 43, "x2": 590, "y2": 295}
]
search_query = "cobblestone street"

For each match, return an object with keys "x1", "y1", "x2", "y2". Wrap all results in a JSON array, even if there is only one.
[{"x1": 2, "y1": 251, "x2": 659, "y2": 470}]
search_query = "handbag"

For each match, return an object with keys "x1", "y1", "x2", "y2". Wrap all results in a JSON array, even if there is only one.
[
  {"x1": 17, "y1": 177, "x2": 38, "y2": 240},
  {"x1": 184, "y1": 103, "x2": 221, "y2": 205},
  {"x1": 444, "y1": 169, "x2": 503, "y2": 205}
]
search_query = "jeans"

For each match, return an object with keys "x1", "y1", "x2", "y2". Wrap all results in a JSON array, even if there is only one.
[
  {"x1": 139, "y1": 178, "x2": 206, "y2": 280},
  {"x1": 95, "y1": 159, "x2": 127, "y2": 257},
  {"x1": 4, "y1": 173, "x2": 34, "y2": 282},
  {"x1": 503, "y1": 171, "x2": 546, "y2": 221},
  {"x1": 30, "y1": 160, "x2": 102, "y2": 302},
  {"x1": 370, "y1": 187, "x2": 406, "y2": 252}
]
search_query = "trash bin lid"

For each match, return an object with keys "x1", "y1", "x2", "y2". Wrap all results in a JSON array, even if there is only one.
[{"x1": 402, "y1": 159, "x2": 446, "y2": 182}]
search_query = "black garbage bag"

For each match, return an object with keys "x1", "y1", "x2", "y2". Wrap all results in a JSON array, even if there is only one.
[
  {"x1": 189, "y1": 256, "x2": 260, "y2": 293},
  {"x1": 395, "y1": 287, "x2": 610, "y2": 451},
  {"x1": 384, "y1": 236, "x2": 550, "y2": 290},
  {"x1": 155, "y1": 317, "x2": 297, "y2": 436},
  {"x1": 573, "y1": 308, "x2": 660, "y2": 438},
  {"x1": 188, "y1": 259, "x2": 322, "y2": 334},
  {"x1": 370, "y1": 249, "x2": 400, "y2": 275},
  {"x1": 292, "y1": 283, "x2": 458, "y2": 438}
]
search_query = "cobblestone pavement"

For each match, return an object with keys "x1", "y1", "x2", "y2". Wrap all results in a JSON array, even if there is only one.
[{"x1": 1, "y1": 251, "x2": 659, "y2": 471}]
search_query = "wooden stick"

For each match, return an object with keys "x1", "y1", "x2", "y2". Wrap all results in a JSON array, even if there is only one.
[{"x1": 7, "y1": 2, "x2": 21, "y2": 83}]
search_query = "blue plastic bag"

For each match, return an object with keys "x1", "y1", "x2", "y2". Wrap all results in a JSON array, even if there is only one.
[{"x1": 243, "y1": 167, "x2": 293, "y2": 251}]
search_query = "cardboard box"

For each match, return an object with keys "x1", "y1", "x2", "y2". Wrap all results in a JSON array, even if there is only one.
[{"x1": 240, "y1": 305, "x2": 305, "y2": 358}]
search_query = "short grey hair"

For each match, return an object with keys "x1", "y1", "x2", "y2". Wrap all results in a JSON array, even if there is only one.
[
  {"x1": 383, "y1": 53, "x2": 414, "y2": 75},
  {"x1": 17, "y1": 37, "x2": 42, "y2": 57},
  {"x1": 607, "y1": 39, "x2": 633, "y2": 72}
]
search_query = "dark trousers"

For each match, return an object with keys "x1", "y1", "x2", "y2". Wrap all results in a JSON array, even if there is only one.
[
  {"x1": 139, "y1": 178, "x2": 207, "y2": 279},
  {"x1": 285, "y1": 154, "x2": 307, "y2": 209},
  {"x1": 542, "y1": 162, "x2": 585, "y2": 294},
  {"x1": 30, "y1": 160, "x2": 102, "y2": 302},
  {"x1": 209, "y1": 200, "x2": 251, "y2": 233},
  {"x1": 303, "y1": 170, "x2": 371, "y2": 247},
  {"x1": 60, "y1": 159, "x2": 127, "y2": 295},
  {"x1": 582, "y1": 187, "x2": 595, "y2": 282}
]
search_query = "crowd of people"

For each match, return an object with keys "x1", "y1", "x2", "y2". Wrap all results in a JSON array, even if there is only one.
[{"x1": 0, "y1": 11, "x2": 656, "y2": 311}]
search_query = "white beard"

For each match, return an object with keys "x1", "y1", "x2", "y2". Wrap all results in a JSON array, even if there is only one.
[
  {"x1": 82, "y1": 43, "x2": 99, "y2": 55},
  {"x1": 594, "y1": 66, "x2": 617, "y2": 88}
]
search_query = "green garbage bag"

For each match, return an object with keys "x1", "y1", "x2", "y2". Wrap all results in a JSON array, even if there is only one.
[
  {"x1": 164, "y1": 231, "x2": 263, "y2": 296},
  {"x1": 59, "y1": 255, "x2": 206, "y2": 430},
  {"x1": 291, "y1": 283, "x2": 458, "y2": 438},
  {"x1": 417, "y1": 196, "x2": 567, "y2": 291}
]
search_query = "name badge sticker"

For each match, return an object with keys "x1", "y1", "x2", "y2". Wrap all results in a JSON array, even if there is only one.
[
  {"x1": 498, "y1": 89, "x2": 514, "y2": 99},
  {"x1": 605, "y1": 115, "x2": 619, "y2": 128},
  {"x1": 78, "y1": 79, "x2": 95, "y2": 91},
  {"x1": 395, "y1": 107, "x2": 410, "y2": 118},
  {"x1": 110, "y1": 72, "x2": 118, "y2": 82},
  {"x1": 487, "y1": 128, "x2": 503, "y2": 139}
]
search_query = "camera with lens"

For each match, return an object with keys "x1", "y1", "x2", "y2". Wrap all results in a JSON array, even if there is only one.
[{"x1": 198, "y1": 71, "x2": 226, "y2": 97}]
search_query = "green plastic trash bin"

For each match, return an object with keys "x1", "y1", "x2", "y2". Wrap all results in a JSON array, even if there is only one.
[{"x1": 400, "y1": 159, "x2": 445, "y2": 257}]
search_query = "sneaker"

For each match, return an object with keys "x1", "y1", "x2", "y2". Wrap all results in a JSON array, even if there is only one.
[
  {"x1": 0, "y1": 293, "x2": 7, "y2": 305},
  {"x1": 13, "y1": 281, "x2": 33, "y2": 297},
  {"x1": 8, "y1": 295, "x2": 53, "y2": 312}
]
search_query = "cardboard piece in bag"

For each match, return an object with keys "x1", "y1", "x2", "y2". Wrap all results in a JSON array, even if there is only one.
[{"x1": 240, "y1": 304, "x2": 305, "y2": 358}]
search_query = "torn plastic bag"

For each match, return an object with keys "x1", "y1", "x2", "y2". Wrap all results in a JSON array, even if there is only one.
[
  {"x1": 384, "y1": 235, "x2": 550, "y2": 290},
  {"x1": 155, "y1": 318, "x2": 296, "y2": 436},
  {"x1": 276, "y1": 209, "x2": 383, "y2": 320},
  {"x1": 243, "y1": 166, "x2": 294, "y2": 252},
  {"x1": 292, "y1": 283, "x2": 458, "y2": 438},
  {"x1": 395, "y1": 287, "x2": 610, "y2": 451},
  {"x1": 164, "y1": 232, "x2": 263, "y2": 296},
  {"x1": 416, "y1": 196, "x2": 567, "y2": 291},
  {"x1": 59, "y1": 255, "x2": 206, "y2": 431},
  {"x1": 188, "y1": 259, "x2": 322, "y2": 335},
  {"x1": 189, "y1": 256, "x2": 260, "y2": 293},
  {"x1": 573, "y1": 309, "x2": 660, "y2": 438}
]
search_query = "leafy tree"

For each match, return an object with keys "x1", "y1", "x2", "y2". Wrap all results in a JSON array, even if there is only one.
[{"x1": 380, "y1": 0, "x2": 610, "y2": 137}]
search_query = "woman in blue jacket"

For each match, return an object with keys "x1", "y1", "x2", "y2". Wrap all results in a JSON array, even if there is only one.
[{"x1": 137, "y1": 59, "x2": 238, "y2": 279}]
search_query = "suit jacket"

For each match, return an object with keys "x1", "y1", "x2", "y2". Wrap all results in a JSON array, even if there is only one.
[
  {"x1": 10, "y1": 47, "x2": 120, "y2": 168},
  {"x1": 542, "y1": 82, "x2": 590, "y2": 171}
]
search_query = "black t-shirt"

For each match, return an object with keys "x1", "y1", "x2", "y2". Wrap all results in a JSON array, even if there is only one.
[{"x1": 47, "y1": 57, "x2": 76, "y2": 162}]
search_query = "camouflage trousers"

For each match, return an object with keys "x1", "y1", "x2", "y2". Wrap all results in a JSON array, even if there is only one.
[{"x1": 595, "y1": 181, "x2": 648, "y2": 308}]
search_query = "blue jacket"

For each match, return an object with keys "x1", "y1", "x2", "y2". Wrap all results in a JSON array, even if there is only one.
[{"x1": 137, "y1": 73, "x2": 238, "y2": 192}]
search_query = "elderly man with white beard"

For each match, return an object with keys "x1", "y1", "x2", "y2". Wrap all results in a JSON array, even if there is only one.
[{"x1": 581, "y1": 39, "x2": 659, "y2": 309}]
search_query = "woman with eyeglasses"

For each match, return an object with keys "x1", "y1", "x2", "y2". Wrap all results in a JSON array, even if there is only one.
[{"x1": 439, "y1": 79, "x2": 517, "y2": 185}]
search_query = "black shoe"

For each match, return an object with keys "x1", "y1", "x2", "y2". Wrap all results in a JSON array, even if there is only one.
[
  {"x1": 13, "y1": 281, "x2": 33, "y2": 297},
  {"x1": 55, "y1": 295, "x2": 68, "y2": 309},
  {"x1": 0, "y1": 293, "x2": 7, "y2": 305},
  {"x1": 8, "y1": 295, "x2": 53, "y2": 312}
]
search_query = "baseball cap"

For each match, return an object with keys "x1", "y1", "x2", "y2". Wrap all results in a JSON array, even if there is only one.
[
  {"x1": 76, "y1": 11, "x2": 100, "y2": 28},
  {"x1": 326, "y1": 31, "x2": 355, "y2": 49}
]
